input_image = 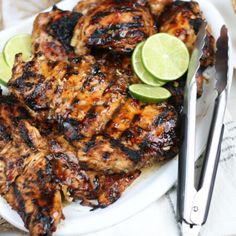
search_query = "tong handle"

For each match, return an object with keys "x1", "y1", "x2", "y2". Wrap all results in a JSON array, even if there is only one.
[
  {"x1": 177, "y1": 81, "x2": 198, "y2": 223},
  {"x1": 190, "y1": 91, "x2": 226, "y2": 225}
]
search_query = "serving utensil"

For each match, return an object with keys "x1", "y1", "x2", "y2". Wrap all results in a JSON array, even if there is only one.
[{"x1": 177, "y1": 24, "x2": 229, "y2": 236}]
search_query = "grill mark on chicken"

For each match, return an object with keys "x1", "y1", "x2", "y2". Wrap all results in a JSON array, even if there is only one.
[
  {"x1": 0, "y1": 122, "x2": 11, "y2": 144},
  {"x1": 109, "y1": 137, "x2": 141, "y2": 163},
  {"x1": 71, "y1": 0, "x2": 156, "y2": 54},
  {"x1": 46, "y1": 8, "x2": 82, "y2": 52},
  {"x1": 88, "y1": 22, "x2": 145, "y2": 47},
  {"x1": 18, "y1": 122, "x2": 35, "y2": 150}
]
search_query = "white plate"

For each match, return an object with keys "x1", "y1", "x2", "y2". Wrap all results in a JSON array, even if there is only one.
[{"x1": 0, "y1": 0, "x2": 234, "y2": 235}]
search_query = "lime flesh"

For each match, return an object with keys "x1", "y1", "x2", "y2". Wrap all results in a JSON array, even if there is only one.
[
  {"x1": 132, "y1": 42, "x2": 165, "y2": 86},
  {"x1": 129, "y1": 84, "x2": 171, "y2": 103},
  {"x1": 3, "y1": 34, "x2": 32, "y2": 67},
  {"x1": 142, "y1": 33, "x2": 189, "y2": 81},
  {"x1": 0, "y1": 53, "x2": 12, "y2": 86}
]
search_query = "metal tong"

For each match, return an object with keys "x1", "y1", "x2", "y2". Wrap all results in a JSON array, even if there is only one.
[{"x1": 177, "y1": 23, "x2": 229, "y2": 236}]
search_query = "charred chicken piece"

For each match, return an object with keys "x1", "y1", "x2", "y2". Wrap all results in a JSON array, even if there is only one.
[
  {"x1": 5, "y1": 157, "x2": 63, "y2": 236},
  {"x1": 47, "y1": 133, "x2": 140, "y2": 207},
  {"x1": 0, "y1": 96, "x2": 63, "y2": 235},
  {"x1": 9, "y1": 54, "x2": 179, "y2": 174},
  {"x1": 32, "y1": 6, "x2": 82, "y2": 61},
  {"x1": 0, "y1": 96, "x2": 140, "y2": 234},
  {"x1": 159, "y1": 1, "x2": 215, "y2": 67},
  {"x1": 159, "y1": 1, "x2": 215, "y2": 96},
  {"x1": 71, "y1": 0, "x2": 156, "y2": 55}
]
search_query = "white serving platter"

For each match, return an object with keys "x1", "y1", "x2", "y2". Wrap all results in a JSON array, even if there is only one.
[{"x1": 0, "y1": 0, "x2": 234, "y2": 235}]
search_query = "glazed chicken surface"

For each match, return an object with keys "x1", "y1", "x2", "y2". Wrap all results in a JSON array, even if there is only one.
[
  {"x1": 0, "y1": 95, "x2": 139, "y2": 235},
  {"x1": 71, "y1": 0, "x2": 156, "y2": 55},
  {"x1": 9, "y1": 53, "x2": 179, "y2": 174},
  {"x1": 0, "y1": 0, "x2": 216, "y2": 235}
]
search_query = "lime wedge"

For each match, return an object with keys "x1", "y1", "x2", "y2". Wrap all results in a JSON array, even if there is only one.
[
  {"x1": 142, "y1": 33, "x2": 189, "y2": 81},
  {"x1": 132, "y1": 42, "x2": 165, "y2": 86},
  {"x1": 0, "y1": 53, "x2": 12, "y2": 86},
  {"x1": 3, "y1": 34, "x2": 32, "y2": 67},
  {"x1": 129, "y1": 84, "x2": 171, "y2": 103}
]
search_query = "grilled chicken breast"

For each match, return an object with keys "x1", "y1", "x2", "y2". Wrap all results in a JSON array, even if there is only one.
[
  {"x1": 0, "y1": 96, "x2": 63, "y2": 235},
  {"x1": 0, "y1": 96, "x2": 140, "y2": 235},
  {"x1": 32, "y1": 6, "x2": 82, "y2": 61},
  {"x1": 8, "y1": 54, "x2": 179, "y2": 173},
  {"x1": 71, "y1": 0, "x2": 156, "y2": 55}
]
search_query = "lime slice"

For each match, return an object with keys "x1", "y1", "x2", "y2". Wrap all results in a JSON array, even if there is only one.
[
  {"x1": 3, "y1": 34, "x2": 32, "y2": 67},
  {"x1": 132, "y1": 42, "x2": 165, "y2": 86},
  {"x1": 142, "y1": 33, "x2": 189, "y2": 81},
  {"x1": 0, "y1": 53, "x2": 12, "y2": 86},
  {"x1": 129, "y1": 84, "x2": 171, "y2": 103}
]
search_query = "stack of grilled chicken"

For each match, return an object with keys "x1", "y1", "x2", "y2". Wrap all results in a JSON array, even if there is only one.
[{"x1": 0, "y1": 0, "x2": 215, "y2": 235}]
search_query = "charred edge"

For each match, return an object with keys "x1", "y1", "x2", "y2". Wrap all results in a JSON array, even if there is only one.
[
  {"x1": 46, "y1": 12, "x2": 83, "y2": 52},
  {"x1": 18, "y1": 122, "x2": 35, "y2": 150},
  {"x1": 25, "y1": 82, "x2": 49, "y2": 111},
  {"x1": 10, "y1": 71, "x2": 37, "y2": 89},
  {"x1": 88, "y1": 22, "x2": 144, "y2": 45},
  {"x1": 109, "y1": 137, "x2": 141, "y2": 163},
  {"x1": 10, "y1": 69, "x2": 48, "y2": 111}
]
